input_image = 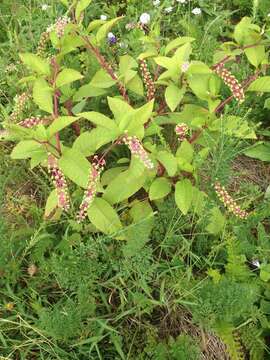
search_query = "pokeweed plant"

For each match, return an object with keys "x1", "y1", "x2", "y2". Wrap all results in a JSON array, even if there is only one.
[{"x1": 1, "y1": 0, "x2": 270, "y2": 239}]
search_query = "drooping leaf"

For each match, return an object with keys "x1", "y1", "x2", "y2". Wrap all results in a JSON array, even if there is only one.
[
  {"x1": 175, "y1": 179, "x2": 193, "y2": 215},
  {"x1": 165, "y1": 84, "x2": 185, "y2": 112},
  {"x1": 247, "y1": 77, "x2": 270, "y2": 92},
  {"x1": 88, "y1": 197, "x2": 122, "y2": 235},
  {"x1": 78, "y1": 111, "x2": 119, "y2": 131},
  {"x1": 206, "y1": 207, "x2": 225, "y2": 234},
  {"x1": 165, "y1": 37, "x2": 195, "y2": 55},
  {"x1": 90, "y1": 69, "x2": 116, "y2": 88}
]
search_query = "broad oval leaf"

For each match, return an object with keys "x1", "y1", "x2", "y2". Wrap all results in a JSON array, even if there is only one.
[
  {"x1": 88, "y1": 197, "x2": 122, "y2": 235},
  {"x1": 47, "y1": 116, "x2": 78, "y2": 137},
  {"x1": 149, "y1": 177, "x2": 171, "y2": 201},
  {"x1": 157, "y1": 151, "x2": 178, "y2": 177},
  {"x1": 165, "y1": 84, "x2": 185, "y2": 112},
  {"x1": 56, "y1": 68, "x2": 83, "y2": 88},
  {"x1": 247, "y1": 77, "x2": 270, "y2": 92}
]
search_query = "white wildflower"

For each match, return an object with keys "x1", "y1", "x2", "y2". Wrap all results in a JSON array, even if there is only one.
[
  {"x1": 140, "y1": 13, "x2": 151, "y2": 25},
  {"x1": 177, "y1": 0, "x2": 187, "y2": 3},
  {"x1": 41, "y1": 4, "x2": 49, "y2": 11},
  {"x1": 192, "y1": 7, "x2": 202, "y2": 15},
  {"x1": 153, "y1": 0, "x2": 160, "y2": 5},
  {"x1": 100, "y1": 15, "x2": 107, "y2": 21},
  {"x1": 165, "y1": 6, "x2": 173, "y2": 13},
  {"x1": 108, "y1": 32, "x2": 115, "y2": 39}
]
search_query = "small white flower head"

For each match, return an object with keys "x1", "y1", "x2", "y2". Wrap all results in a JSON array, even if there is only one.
[
  {"x1": 108, "y1": 32, "x2": 115, "y2": 39},
  {"x1": 181, "y1": 61, "x2": 190, "y2": 72},
  {"x1": 252, "y1": 259, "x2": 261, "y2": 268},
  {"x1": 140, "y1": 13, "x2": 151, "y2": 25},
  {"x1": 100, "y1": 14, "x2": 107, "y2": 21},
  {"x1": 41, "y1": 4, "x2": 49, "y2": 11},
  {"x1": 153, "y1": 0, "x2": 160, "y2": 6},
  {"x1": 177, "y1": 0, "x2": 187, "y2": 3},
  {"x1": 192, "y1": 7, "x2": 202, "y2": 15},
  {"x1": 268, "y1": 13, "x2": 270, "y2": 17},
  {"x1": 165, "y1": 6, "x2": 173, "y2": 13}
]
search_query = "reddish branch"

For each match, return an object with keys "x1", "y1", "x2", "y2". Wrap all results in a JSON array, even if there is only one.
[
  {"x1": 64, "y1": 99, "x2": 80, "y2": 136},
  {"x1": 82, "y1": 36, "x2": 130, "y2": 103},
  {"x1": 51, "y1": 57, "x2": 61, "y2": 154}
]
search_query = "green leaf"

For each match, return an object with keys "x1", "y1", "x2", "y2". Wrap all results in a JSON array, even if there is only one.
[
  {"x1": 75, "y1": 0, "x2": 92, "y2": 20},
  {"x1": 123, "y1": 200, "x2": 154, "y2": 257},
  {"x1": 96, "y1": 16, "x2": 123, "y2": 44},
  {"x1": 245, "y1": 45, "x2": 265, "y2": 68},
  {"x1": 247, "y1": 77, "x2": 270, "y2": 92},
  {"x1": 107, "y1": 97, "x2": 133, "y2": 123},
  {"x1": 176, "y1": 140, "x2": 194, "y2": 163},
  {"x1": 157, "y1": 151, "x2": 177, "y2": 177},
  {"x1": 260, "y1": 264, "x2": 270, "y2": 282},
  {"x1": 104, "y1": 157, "x2": 146, "y2": 204},
  {"x1": 90, "y1": 69, "x2": 116, "y2": 88},
  {"x1": 78, "y1": 111, "x2": 118, "y2": 131},
  {"x1": 56, "y1": 68, "x2": 83, "y2": 88},
  {"x1": 165, "y1": 37, "x2": 195, "y2": 55},
  {"x1": 175, "y1": 179, "x2": 193, "y2": 215},
  {"x1": 165, "y1": 84, "x2": 185, "y2": 112},
  {"x1": 33, "y1": 78, "x2": 53, "y2": 114},
  {"x1": 44, "y1": 189, "x2": 59, "y2": 219},
  {"x1": 126, "y1": 74, "x2": 144, "y2": 96},
  {"x1": 59, "y1": 147, "x2": 91, "y2": 188},
  {"x1": 73, "y1": 127, "x2": 117, "y2": 156},
  {"x1": 47, "y1": 116, "x2": 78, "y2": 137},
  {"x1": 88, "y1": 197, "x2": 122, "y2": 235},
  {"x1": 19, "y1": 53, "x2": 50, "y2": 76},
  {"x1": 233, "y1": 17, "x2": 252, "y2": 45},
  {"x1": 123, "y1": 100, "x2": 154, "y2": 134},
  {"x1": 206, "y1": 207, "x2": 225, "y2": 234},
  {"x1": 243, "y1": 142, "x2": 270, "y2": 162},
  {"x1": 73, "y1": 84, "x2": 107, "y2": 101},
  {"x1": 149, "y1": 177, "x2": 171, "y2": 200},
  {"x1": 101, "y1": 167, "x2": 128, "y2": 186},
  {"x1": 10, "y1": 140, "x2": 44, "y2": 159}
]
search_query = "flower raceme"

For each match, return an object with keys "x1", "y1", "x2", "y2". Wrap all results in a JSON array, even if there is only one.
[
  {"x1": 19, "y1": 116, "x2": 44, "y2": 128},
  {"x1": 139, "y1": 60, "x2": 155, "y2": 100},
  {"x1": 77, "y1": 157, "x2": 106, "y2": 222},
  {"x1": 175, "y1": 123, "x2": 189, "y2": 141},
  {"x1": 214, "y1": 64, "x2": 245, "y2": 102},
  {"x1": 214, "y1": 182, "x2": 248, "y2": 219},
  {"x1": 122, "y1": 134, "x2": 154, "y2": 170},
  {"x1": 10, "y1": 92, "x2": 29, "y2": 122},
  {"x1": 48, "y1": 154, "x2": 70, "y2": 211}
]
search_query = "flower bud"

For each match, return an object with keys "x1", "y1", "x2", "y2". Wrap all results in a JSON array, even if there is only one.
[
  {"x1": 175, "y1": 123, "x2": 189, "y2": 141},
  {"x1": 139, "y1": 60, "x2": 155, "y2": 100}
]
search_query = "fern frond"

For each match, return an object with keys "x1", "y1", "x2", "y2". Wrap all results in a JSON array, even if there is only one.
[{"x1": 216, "y1": 324, "x2": 245, "y2": 360}]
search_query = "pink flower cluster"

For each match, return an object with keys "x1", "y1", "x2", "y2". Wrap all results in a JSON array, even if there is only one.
[
  {"x1": 123, "y1": 134, "x2": 154, "y2": 170},
  {"x1": 175, "y1": 123, "x2": 189, "y2": 141},
  {"x1": 214, "y1": 64, "x2": 245, "y2": 102},
  {"x1": 214, "y1": 181, "x2": 248, "y2": 219},
  {"x1": 139, "y1": 60, "x2": 155, "y2": 100},
  {"x1": 19, "y1": 116, "x2": 43, "y2": 128},
  {"x1": 47, "y1": 16, "x2": 70, "y2": 38},
  {"x1": 48, "y1": 154, "x2": 70, "y2": 211},
  {"x1": 76, "y1": 157, "x2": 106, "y2": 222}
]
